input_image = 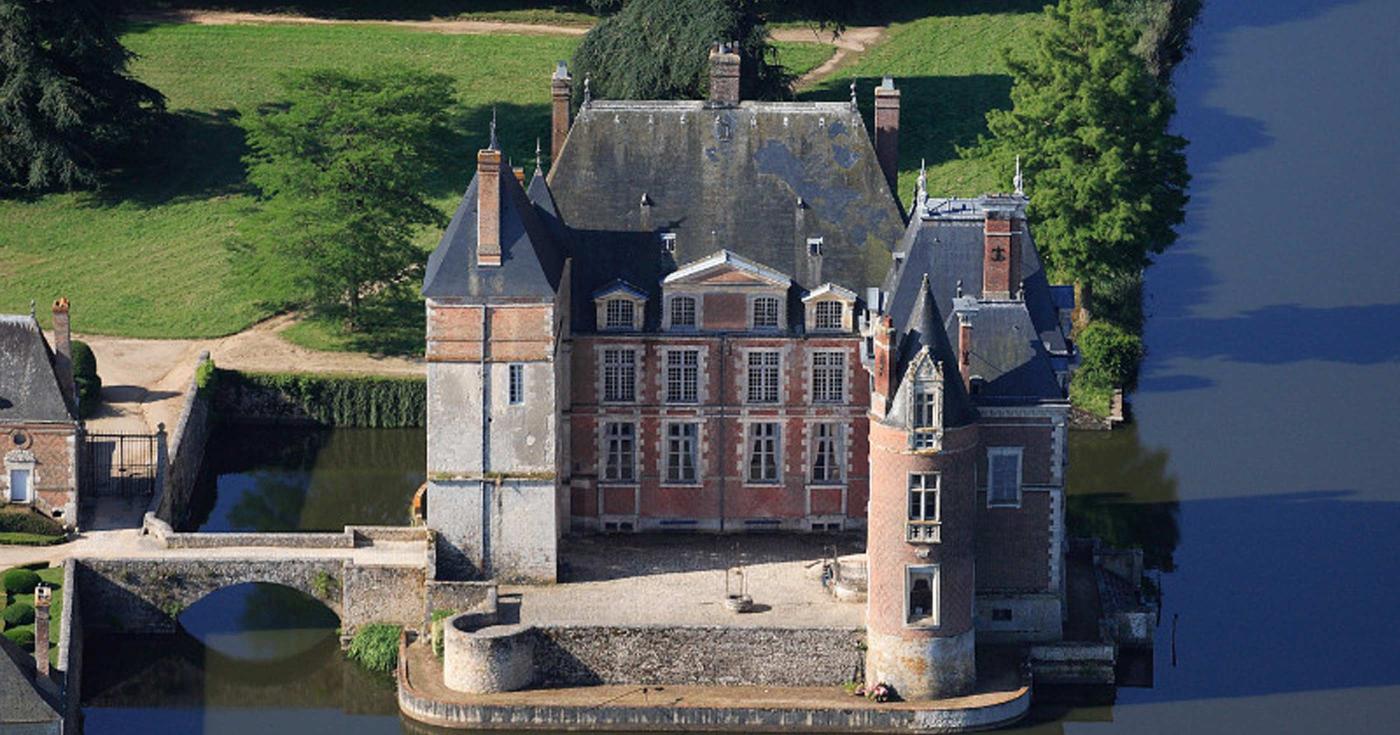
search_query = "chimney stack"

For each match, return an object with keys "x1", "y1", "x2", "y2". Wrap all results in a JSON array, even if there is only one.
[
  {"x1": 550, "y1": 61, "x2": 572, "y2": 167},
  {"x1": 34, "y1": 585, "x2": 51, "y2": 677},
  {"x1": 476, "y1": 147, "x2": 502, "y2": 267},
  {"x1": 958, "y1": 312, "x2": 974, "y2": 393},
  {"x1": 50, "y1": 298, "x2": 76, "y2": 410},
  {"x1": 871, "y1": 314, "x2": 898, "y2": 418},
  {"x1": 708, "y1": 41, "x2": 741, "y2": 106},
  {"x1": 982, "y1": 209, "x2": 1022, "y2": 299},
  {"x1": 874, "y1": 76, "x2": 900, "y2": 193}
]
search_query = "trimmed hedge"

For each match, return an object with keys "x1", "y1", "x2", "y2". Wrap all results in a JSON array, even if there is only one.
[
  {"x1": 2, "y1": 602, "x2": 35, "y2": 628},
  {"x1": 0, "y1": 507, "x2": 65, "y2": 537},
  {"x1": 216, "y1": 368, "x2": 425, "y2": 427},
  {"x1": 4, "y1": 627, "x2": 35, "y2": 651},
  {"x1": 71, "y1": 339, "x2": 103, "y2": 418},
  {"x1": 2, "y1": 568, "x2": 41, "y2": 594}
]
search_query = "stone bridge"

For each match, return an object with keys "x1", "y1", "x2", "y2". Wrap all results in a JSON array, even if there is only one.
[{"x1": 72, "y1": 524, "x2": 494, "y2": 636}]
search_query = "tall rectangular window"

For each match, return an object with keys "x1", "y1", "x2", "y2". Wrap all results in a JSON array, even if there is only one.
[
  {"x1": 912, "y1": 382, "x2": 941, "y2": 450},
  {"x1": 814, "y1": 301, "x2": 843, "y2": 331},
  {"x1": 747, "y1": 422, "x2": 781, "y2": 484},
  {"x1": 746, "y1": 351, "x2": 781, "y2": 404},
  {"x1": 751, "y1": 296, "x2": 780, "y2": 329},
  {"x1": 666, "y1": 350, "x2": 699, "y2": 404},
  {"x1": 811, "y1": 350, "x2": 845, "y2": 404},
  {"x1": 810, "y1": 423, "x2": 842, "y2": 484},
  {"x1": 665, "y1": 423, "x2": 699, "y2": 483},
  {"x1": 602, "y1": 422, "x2": 636, "y2": 483},
  {"x1": 907, "y1": 472, "x2": 940, "y2": 543},
  {"x1": 604, "y1": 299, "x2": 635, "y2": 330},
  {"x1": 987, "y1": 447, "x2": 1023, "y2": 507},
  {"x1": 906, "y1": 565, "x2": 940, "y2": 626},
  {"x1": 507, "y1": 364, "x2": 524, "y2": 405},
  {"x1": 670, "y1": 296, "x2": 696, "y2": 329},
  {"x1": 8, "y1": 469, "x2": 31, "y2": 503},
  {"x1": 602, "y1": 349, "x2": 636, "y2": 403}
]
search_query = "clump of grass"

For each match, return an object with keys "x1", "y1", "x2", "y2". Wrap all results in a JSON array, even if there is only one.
[{"x1": 347, "y1": 623, "x2": 402, "y2": 673}]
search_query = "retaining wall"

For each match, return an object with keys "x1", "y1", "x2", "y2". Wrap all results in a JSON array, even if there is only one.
[
  {"x1": 56, "y1": 559, "x2": 82, "y2": 726},
  {"x1": 150, "y1": 352, "x2": 213, "y2": 528}
]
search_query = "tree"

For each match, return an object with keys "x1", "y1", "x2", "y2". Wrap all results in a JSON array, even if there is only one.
[
  {"x1": 971, "y1": 0, "x2": 1189, "y2": 295},
  {"x1": 0, "y1": 0, "x2": 165, "y2": 192},
  {"x1": 571, "y1": 0, "x2": 793, "y2": 103},
  {"x1": 239, "y1": 68, "x2": 454, "y2": 329}
]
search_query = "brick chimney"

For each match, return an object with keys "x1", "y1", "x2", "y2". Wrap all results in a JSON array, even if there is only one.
[
  {"x1": 550, "y1": 61, "x2": 572, "y2": 166},
  {"x1": 874, "y1": 76, "x2": 900, "y2": 193},
  {"x1": 982, "y1": 209, "x2": 1022, "y2": 300},
  {"x1": 708, "y1": 41, "x2": 741, "y2": 106},
  {"x1": 476, "y1": 148, "x2": 502, "y2": 267},
  {"x1": 958, "y1": 312, "x2": 974, "y2": 393},
  {"x1": 871, "y1": 314, "x2": 898, "y2": 418},
  {"x1": 50, "y1": 298, "x2": 76, "y2": 409},
  {"x1": 33, "y1": 585, "x2": 51, "y2": 677}
]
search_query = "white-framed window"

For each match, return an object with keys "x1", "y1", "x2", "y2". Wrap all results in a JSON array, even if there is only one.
[
  {"x1": 746, "y1": 351, "x2": 781, "y2": 404},
  {"x1": 751, "y1": 296, "x2": 781, "y2": 330},
  {"x1": 813, "y1": 301, "x2": 843, "y2": 331},
  {"x1": 807, "y1": 236, "x2": 824, "y2": 257},
  {"x1": 906, "y1": 564, "x2": 940, "y2": 626},
  {"x1": 604, "y1": 298, "x2": 636, "y2": 330},
  {"x1": 602, "y1": 422, "x2": 636, "y2": 483},
  {"x1": 666, "y1": 349, "x2": 700, "y2": 404},
  {"x1": 987, "y1": 447, "x2": 1024, "y2": 507},
  {"x1": 746, "y1": 422, "x2": 781, "y2": 484},
  {"x1": 809, "y1": 423, "x2": 842, "y2": 484},
  {"x1": 7, "y1": 468, "x2": 32, "y2": 503},
  {"x1": 602, "y1": 349, "x2": 637, "y2": 403},
  {"x1": 907, "y1": 472, "x2": 940, "y2": 543},
  {"x1": 811, "y1": 350, "x2": 845, "y2": 404},
  {"x1": 665, "y1": 423, "x2": 700, "y2": 484},
  {"x1": 507, "y1": 364, "x2": 525, "y2": 405},
  {"x1": 912, "y1": 379, "x2": 942, "y2": 450},
  {"x1": 661, "y1": 232, "x2": 677, "y2": 253},
  {"x1": 670, "y1": 296, "x2": 697, "y2": 330}
]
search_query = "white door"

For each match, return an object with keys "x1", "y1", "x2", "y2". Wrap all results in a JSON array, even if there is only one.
[{"x1": 8, "y1": 469, "x2": 30, "y2": 502}]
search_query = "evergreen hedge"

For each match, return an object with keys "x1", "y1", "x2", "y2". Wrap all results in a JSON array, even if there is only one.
[
  {"x1": 4, "y1": 627, "x2": 35, "y2": 651},
  {"x1": 2, "y1": 568, "x2": 41, "y2": 595},
  {"x1": 217, "y1": 369, "x2": 425, "y2": 428},
  {"x1": 0, "y1": 507, "x2": 65, "y2": 537},
  {"x1": 71, "y1": 339, "x2": 102, "y2": 418},
  {"x1": 2, "y1": 602, "x2": 35, "y2": 628}
]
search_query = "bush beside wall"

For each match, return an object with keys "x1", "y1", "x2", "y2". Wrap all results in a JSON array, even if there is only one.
[
  {"x1": 214, "y1": 369, "x2": 425, "y2": 428},
  {"x1": 71, "y1": 339, "x2": 102, "y2": 418}
]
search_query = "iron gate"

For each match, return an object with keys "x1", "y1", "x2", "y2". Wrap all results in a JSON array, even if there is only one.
[{"x1": 84, "y1": 432, "x2": 159, "y2": 498}]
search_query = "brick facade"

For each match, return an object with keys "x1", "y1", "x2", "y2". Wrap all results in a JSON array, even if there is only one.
[{"x1": 2, "y1": 421, "x2": 79, "y2": 525}]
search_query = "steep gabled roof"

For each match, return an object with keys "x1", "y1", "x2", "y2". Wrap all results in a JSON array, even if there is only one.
[
  {"x1": 422, "y1": 160, "x2": 567, "y2": 303},
  {"x1": 0, "y1": 315, "x2": 74, "y2": 424},
  {"x1": 883, "y1": 277, "x2": 976, "y2": 429},
  {"x1": 663, "y1": 249, "x2": 792, "y2": 288},
  {"x1": 548, "y1": 100, "x2": 905, "y2": 331}
]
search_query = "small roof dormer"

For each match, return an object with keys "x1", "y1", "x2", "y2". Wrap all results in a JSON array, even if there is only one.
[{"x1": 593, "y1": 279, "x2": 647, "y2": 332}]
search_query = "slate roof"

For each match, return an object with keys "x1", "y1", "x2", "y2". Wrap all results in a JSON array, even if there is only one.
[
  {"x1": 883, "y1": 277, "x2": 977, "y2": 429},
  {"x1": 547, "y1": 100, "x2": 905, "y2": 332},
  {"x1": 0, "y1": 635, "x2": 61, "y2": 726},
  {"x1": 422, "y1": 159, "x2": 568, "y2": 304},
  {"x1": 884, "y1": 197, "x2": 1068, "y2": 404},
  {"x1": 0, "y1": 315, "x2": 75, "y2": 424}
]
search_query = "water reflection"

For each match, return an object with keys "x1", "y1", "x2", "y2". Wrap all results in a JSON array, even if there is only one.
[
  {"x1": 1066, "y1": 426, "x2": 1180, "y2": 573},
  {"x1": 185, "y1": 425, "x2": 425, "y2": 532}
]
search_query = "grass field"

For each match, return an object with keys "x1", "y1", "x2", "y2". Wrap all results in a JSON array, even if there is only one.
[{"x1": 0, "y1": 21, "x2": 829, "y2": 342}]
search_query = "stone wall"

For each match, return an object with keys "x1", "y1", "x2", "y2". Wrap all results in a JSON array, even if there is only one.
[
  {"x1": 151, "y1": 352, "x2": 213, "y2": 527},
  {"x1": 342, "y1": 564, "x2": 427, "y2": 632},
  {"x1": 56, "y1": 559, "x2": 82, "y2": 726}
]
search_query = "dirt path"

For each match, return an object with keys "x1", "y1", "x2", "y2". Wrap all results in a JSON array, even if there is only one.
[
  {"x1": 74, "y1": 313, "x2": 422, "y2": 435},
  {"x1": 131, "y1": 10, "x2": 882, "y2": 88}
]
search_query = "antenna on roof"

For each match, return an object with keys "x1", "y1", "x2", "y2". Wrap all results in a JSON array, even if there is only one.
[
  {"x1": 849, "y1": 79, "x2": 858, "y2": 111},
  {"x1": 1013, "y1": 154, "x2": 1024, "y2": 197},
  {"x1": 489, "y1": 107, "x2": 498, "y2": 150}
]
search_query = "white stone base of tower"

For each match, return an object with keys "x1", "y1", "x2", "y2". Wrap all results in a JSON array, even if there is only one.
[{"x1": 864, "y1": 627, "x2": 976, "y2": 701}]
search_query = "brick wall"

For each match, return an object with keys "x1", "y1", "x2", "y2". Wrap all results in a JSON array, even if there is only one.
[
  {"x1": 975, "y1": 490, "x2": 1052, "y2": 592},
  {"x1": 2, "y1": 421, "x2": 78, "y2": 524}
]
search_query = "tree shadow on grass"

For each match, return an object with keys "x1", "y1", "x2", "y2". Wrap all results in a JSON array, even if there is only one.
[
  {"x1": 428, "y1": 101, "x2": 551, "y2": 198},
  {"x1": 91, "y1": 108, "x2": 251, "y2": 208}
]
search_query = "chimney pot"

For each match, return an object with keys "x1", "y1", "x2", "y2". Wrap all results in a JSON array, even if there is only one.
[
  {"x1": 33, "y1": 585, "x2": 50, "y2": 677},
  {"x1": 477, "y1": 148, "x2": 503, "y2": 267},
  {"x1": 50, "y1": 298, "x2": 76, "y2": 412}
]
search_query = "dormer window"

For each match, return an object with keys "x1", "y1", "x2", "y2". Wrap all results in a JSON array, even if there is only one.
[
  {"x1": 669, "y1": 295, "x2": 696, "y2": 330},
  {"x1": 661, "y1": 232, "x2": 677, "y2": 253},
  {"x1": 807, "y1": 237, "x2": 824, "y2": 257},
  {"x1": 910, "y1": 367, "x2": 943, "y2": 451},
  {"x1": 814, "y1": 301, "x2": 843, "y2": 331},
  {"x1": 605, "y1": 299, "x2": 635, "y2": 330},
  {"x1": 751, "y1": 296, "x2": 781, "y2": 330}
]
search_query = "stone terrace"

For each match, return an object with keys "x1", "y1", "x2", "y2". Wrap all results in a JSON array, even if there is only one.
[{"x1": 505, "y1": 533, "x2": 866, "y2": 629}]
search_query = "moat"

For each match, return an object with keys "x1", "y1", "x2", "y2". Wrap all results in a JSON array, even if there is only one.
[{"x1": 77, "y1": 0, "x2": 1400, "y2": 732}]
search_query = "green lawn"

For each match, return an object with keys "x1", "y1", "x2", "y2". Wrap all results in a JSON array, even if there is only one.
[
  {"x1": 800, "y1": 0, "x2": 1046, "y2": 206},
  {"x1": 0, "y1": 21, "x2": 829, "y2": 342}
]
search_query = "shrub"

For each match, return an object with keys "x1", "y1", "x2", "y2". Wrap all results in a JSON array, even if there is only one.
[
  {"x1": 218, "y1": 369, "x2": 425, "y2": 427},
  {"x1": 0, "y1": 507, "x2": 65, "y2": 537},
  {"x1": 430, "y1": 609, "x2": 458, "y2": 659},
  {"x1": 71, "y1": 340, "x2": 102, "y2": 418},
  {"x1": 1077, "y1": 321, "x2": 1144, "y2": 389},
  {"x1": 2, "y1": 568, "x2": 42, "y2": 594},
  {"x1": 195, "y1": 357, "x2": 218, "y2": 397},
  {"x1": 347, "y1": 623, "x2": 401, "y2": 673},
  {"x1": 3, "y1": 602, "x2": 35, "y2": 628},
  {"x1": 4, "y1": 627, "x2": 35, "y2": 651}
]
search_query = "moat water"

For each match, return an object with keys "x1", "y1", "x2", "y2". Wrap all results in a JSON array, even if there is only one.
[{"x1": 83, "y1": 0, "x2": 1400, "y2": 732}]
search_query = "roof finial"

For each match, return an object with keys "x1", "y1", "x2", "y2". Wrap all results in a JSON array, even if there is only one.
[
  {"x1": 916, "y1": 158, "x2": 928, "y2": 213},
  {"x1": 956, "y1": 279, "x2": 964, "y2": 298},
  {"x1": 1013, "y1": 154, "x2": 1024, "y2": 196},
  {"x1": 489, "y1": 107, "x2": 498, "y2": 150},
  {"x1": 534, "y1": 138, "x2": 543, "y2": 174},
  {"x1": 849, "y1": 79, "x2": 858, "y2": 111},
  {"x1": 583, "y1": 75, "x2": 592, "y2": 106},
  {"x1": 29, "y1": 299, "x2": 36, "y2": 319}
]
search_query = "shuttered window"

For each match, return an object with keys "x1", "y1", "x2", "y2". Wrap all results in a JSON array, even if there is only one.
[{"x1": 987, "y1": 447, "x2": 1023, "y2": 507}]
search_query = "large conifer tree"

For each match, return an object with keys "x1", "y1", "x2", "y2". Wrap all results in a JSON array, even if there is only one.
[{"x1": 0, "y1": 0, "x2": 165, "y2": 192}]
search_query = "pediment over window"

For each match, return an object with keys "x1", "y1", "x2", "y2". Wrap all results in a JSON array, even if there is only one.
[
  {"x1": 593, "y1": 279, "x2": 647, "y2": 331},
  {"x1": 901, "y1": 351, "x2": 945, "y2": 452},
  {"x1": 802, "y1": 283, "x2": 858, "y2": 333},
  {"x1": 663, "y1": 250, "x2": 793, "y2": 290}
]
